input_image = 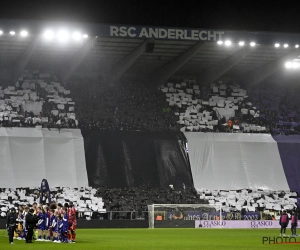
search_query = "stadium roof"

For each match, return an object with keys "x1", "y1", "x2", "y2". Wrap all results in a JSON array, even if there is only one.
[{"x1": 1, "y1": 20, "x2": 300, "y2": 85}]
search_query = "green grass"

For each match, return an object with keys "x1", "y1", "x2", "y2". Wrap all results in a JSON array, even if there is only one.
[{"x1": 0, "y1": 228, "x2": 300, "y2": 249}]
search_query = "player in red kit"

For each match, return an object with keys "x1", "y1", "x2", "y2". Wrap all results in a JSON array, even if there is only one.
[{"x1": 68, "y1": 202, "x2": 77, "y2": 243}]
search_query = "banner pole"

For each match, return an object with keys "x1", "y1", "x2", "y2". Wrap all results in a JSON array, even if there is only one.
[{"x1": 220, "y1": 205, "x2": 222, "y2": 229}]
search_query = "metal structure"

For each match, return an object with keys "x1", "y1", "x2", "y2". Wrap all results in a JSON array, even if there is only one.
[{"x1": 0, "y1": 20, "x2": 300, "y2": 85}]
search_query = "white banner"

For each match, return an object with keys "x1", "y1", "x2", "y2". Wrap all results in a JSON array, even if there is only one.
[
  {"x1": 184, "y1": 133, "x2": 289, "y2": 190},
  {"x1": 0, "y1": 128, "x2": 88, "y2": 188}
]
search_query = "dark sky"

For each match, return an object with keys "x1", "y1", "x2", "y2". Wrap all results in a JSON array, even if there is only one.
[{"x1": 1, "y1": 0, "x2": 300, "y2": 33}]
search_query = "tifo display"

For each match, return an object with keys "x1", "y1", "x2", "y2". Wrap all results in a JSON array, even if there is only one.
[{"x1": 1, "y1": 20, "x2": 300, "y2": 250}]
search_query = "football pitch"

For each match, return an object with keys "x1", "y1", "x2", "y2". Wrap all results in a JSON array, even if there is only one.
[{"x1": 1, "y1": 228, "x2": 300, "y2": 249}]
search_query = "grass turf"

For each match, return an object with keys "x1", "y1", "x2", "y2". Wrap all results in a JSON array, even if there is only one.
[{"x1": 0, "y1": 228, "x2": 300, "y2": 249}]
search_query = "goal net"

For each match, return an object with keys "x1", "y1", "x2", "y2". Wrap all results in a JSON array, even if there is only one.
[{"x1": 148, "y1": 204, "x2": 223, "y2": 228}]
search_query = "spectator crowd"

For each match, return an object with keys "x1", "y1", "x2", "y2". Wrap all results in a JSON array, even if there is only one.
[
  {"x1": 0, "y1": 70, "x2": 299, "y2": 135},
  {"x1": 1, "y1": 186, "x2": 298, "y2": 220},
  {"x1": 0, "y1": 70, "x2": 77, "y2": 129},
  {"x1": 161, "y1": 78, "x2": 300, "y2": 135},
  {"x1": 67, "y1": 76, "x2": 178, "y2": 131}
]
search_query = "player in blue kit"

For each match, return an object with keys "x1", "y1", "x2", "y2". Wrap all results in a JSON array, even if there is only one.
[
  {"x1": 57, "y1": 215, "x2": 64, "y2": 243},
  {"x1": 52, "y1": 211, "x2": 60, "y2": 243},
  {"x1": 36, "y1": 207, "x2": 45, "y2": 241},
  {"x1": 61, "y1": 207, "x2": 69, "y2": 243},
  {"x1": 44, "y1": 207, "x2": 51, "y2": 241},
  {"x1": 48, "y1": 209, "x2": 55, "y2": 242}
]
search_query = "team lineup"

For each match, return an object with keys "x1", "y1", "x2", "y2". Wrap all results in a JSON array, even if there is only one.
[{"x1": 6, "y1": 201, "x2": 77, "y2": 244}]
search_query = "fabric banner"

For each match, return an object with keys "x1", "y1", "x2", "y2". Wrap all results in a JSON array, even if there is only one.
[
  {"x1": 184, "y1": 133, "x2": 289, "y2": 190},
  {"x1": 40, "y1": 179, "x2": 51, "y2": 204},
  {"x1": 0, "y1": 128, "x2": 88, "y2": 188},
  {"x1": 82, "y1": 130, "x2": 193, "y2": 188},
  {"x1": 195, "y1": 220, "x2": 280, "y2": 228},
  {"x1": 273, "y1": 135, "x2": 300, "y2": 194}
]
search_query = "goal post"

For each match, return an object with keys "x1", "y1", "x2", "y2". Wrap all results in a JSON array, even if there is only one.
[{"x1": 148, "y1": 204, "x2": 223, "y2": 229}]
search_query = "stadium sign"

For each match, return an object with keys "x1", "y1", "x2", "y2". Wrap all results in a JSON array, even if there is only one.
[
  {"x1": 3, "y1": 20, "x2": 300, "y2": 44},
  {"x1": 195, "y1": 220, "x2": 281, "y2": 228},
  {"x1": 106, "y1": 25, "x2": 300, "y2": 45},
  {"x1": 167, "y1": 211, "x2": 260, "y2": 220},
  {"x1": 109, "y1": 25, "x2": 224, "y2": 41}
]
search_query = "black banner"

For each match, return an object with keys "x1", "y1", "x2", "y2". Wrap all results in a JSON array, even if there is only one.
[
  {"x1": 40, "y1": 179, "x2": 51, "y2": 204},
  {"x1": 82, "y1": 131, "x2": 193, "y2": 188}
]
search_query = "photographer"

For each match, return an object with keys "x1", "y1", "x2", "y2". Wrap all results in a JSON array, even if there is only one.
[
  {"x1": 6, "y1": 207, "x2": 17, "y2": 244},
  {"x1": 25, "y1": 208, "x2": 39, "y2": 243}
]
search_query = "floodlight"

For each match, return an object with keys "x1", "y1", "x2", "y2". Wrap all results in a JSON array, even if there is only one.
[
  {"x1": 250, "y1": 42, "x2": 256, "y2": 47},
  {"x1": 284, "y1": 44, "x2": 288, "y2": 48},
  {"x1": 83, "y1": 34, "x2": 88, "y2": 39},
  {"x1": 10, "y1": 31, "x2": 15, "y2": 36},
  {"x1": 217, "y1": 41, "x2": 223, "y2": 45},
  {"x1": 285, "y1": 62, "x2": 292, "y2": 68},
  {"x1": 72, "y1": 31, "x2": 82, "y2": 40},
  {"x1": 224, "y1": 40, "x2": 231, "y2": 46},
  {"x1": 274, "y1": 43, "x2": 280, "y2": 48},
  {"x1": 57, "y1": 29, "x2": 69, "y2": 42},
  {"x1": 295, "y1": 45, "x2": 299, "y2": 48},
  {"x1": 0, "y1": 30, "x2": 3, "y2": 35},
  {"x1": 20, "y1": 30, "x2": 28, "y2": 37},
  {"x1": 292, "y1": 62, "x2": 298, "y2": 69},
  {"x1": 238, "y1": 41, "x2": 245, "y2": 46},
  {"x1": 43, "y1": 30, "x2": 54, "y2": 40}
]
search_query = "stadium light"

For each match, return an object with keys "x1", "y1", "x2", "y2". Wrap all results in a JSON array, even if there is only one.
[
  {"x1": 224, "y1": 40, "x2": 231, "y2": 46},
  {"x1": 295, "y1": 45, "x2": 299, "y2": 48},
  {"x1": 250, "y1": 42, "x2": 256, "y2": 47},
  {"x1": 217, "y1": 41, "x2": 223, "y2": 45},
  {"x1": 10, "y1": 31, "x2": 15, "y2": 36},
  {"x1": 0, "y1": 30, "x2": 3, "y2": 35},
  {"x1": 20, "y1": 30, "x2": 28, "y2": 37},
  {"x1": 72, "y1": 31, "x2": 82, "y2": 41},
  {"x1": 285, "y1": 62, "x2": 292, "y2": 69},
  {"x1": 292, "y1": 62, "x2": 299, "y2": 69},
  {"x1": 43, "y1": 30, "x2": 54, "y2": 40},
  {"x1": 284, "y1": 44, "x2": 289, "y2": 48},
  {"x1": 57, "y1": 29, "x2": 69, "y2": 42},
  {"x1": 274, "y1": 43, "x2": 280, "y2": 48},
  {"x1": 238, "y1": 41, "x2": 245, "y2": 46},
  {"x1": 83, "y1": 34, "x2": 88, "y2": 39}
]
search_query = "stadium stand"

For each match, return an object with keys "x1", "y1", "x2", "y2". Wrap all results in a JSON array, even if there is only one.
[
  {"x1": 0, "y1": 186, "x2": 204, "y2": 219},
  {"x1": 196, "y1": 189, "x2": 298, "y2": 213},
  {"x1": 0, "y1": 71, "x2": 77, "y2": 129},
  {"x1": 0, "y1": 187, "x2": 298, "y2": 220},
  {"x1": 1, "y1": 71, "x2": 299, "y2": 135},
  {"x1": 161, "y1": 79, "x2": 267, "y2": 133},
  {"x1": 249, "y1": 83, "x2": 300, "y2": 135},
  {"x1": 67, "y1": 76, "x2": 179, "y2": 131},
  {"x1": 1, "y1": 72, "x2": 300, "y2": 222},
  {"x1": 160, "y1": 78, "x2": 300, "y2": 135},
  {"x1": 1, "y1": 23, "x2": 300, "y2": 232}
]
